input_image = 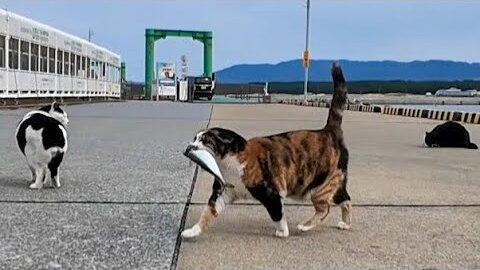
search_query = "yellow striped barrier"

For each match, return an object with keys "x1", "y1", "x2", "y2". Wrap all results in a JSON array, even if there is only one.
[
  {"x1": 279, "y1": 100, "x2": 382, "y2": 114},
  {"x1": 383, "y1": 106, "x2": 480, "y2": 124}
]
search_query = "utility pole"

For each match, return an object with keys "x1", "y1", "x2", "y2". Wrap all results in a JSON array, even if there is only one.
[
  {"x1": 88, "y1": 28, "x2": 93, "y2": 42},
  {"x1": 303, "y1": 0, "x2": 311, "y2": 103}
]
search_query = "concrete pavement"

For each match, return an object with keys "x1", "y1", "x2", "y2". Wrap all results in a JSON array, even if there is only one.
[
  {"x1": 0, "y1": 101, "x2": 212, "y2": 269},
  {"x1": 1, "y1": 102, "x2": 479, "y2": 269},
  {"x1": 179, "y1": 205, "x2": 479, "y2": 270},
  {"x1": 178, "y1": 104, "x2": 480, "y2": 270}
]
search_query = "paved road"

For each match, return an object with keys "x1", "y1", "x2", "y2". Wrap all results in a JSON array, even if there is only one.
[
  {"x1": 0, "y1": 101, "x2": 212, "y2": 269},
  {"x1": 177, "y1": 104, "x2": 480, "y2": 270},
  {"x1": 1, "y1": 102, "x2": 479, "y2": 269}
]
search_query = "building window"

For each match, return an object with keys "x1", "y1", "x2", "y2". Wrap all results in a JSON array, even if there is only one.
[
  {"x1": 90, "y1": 60, "x2": 94, "y2": 78},
  {"x1": 86, "y1": 57, "x2": 90, "y2": 78},
  {"x1": 102, "y1": 62, "x2": 105, "y2": 79},
  {"x1": 20, "y1": 41, "x2": 29, "y2": 70},
  {"x1": 39, "y1": 46, "x2": 47, "y2": 72},
  {"x1": 0, "y1": 35, "x2": 5, "y2": 68},
  {"x1": 64, "y1": 52, "x2": 69, "y2": 75},
  {"x1": 30, "y1": 43, "x2": 38, "y2": 71},
  {"x1": 76, "y1": 55, "x2": 81, "y2": 78},
  {"x1": 8, "y1": 38, "x2": 19, "y2": 69},
  {"x1": 95, "y1": 61, "x2": 100, "y2": 80},
  {"x1": 70, "y1": 53, "x2": 75, "y2": 76},
  {"x1": 81, "y1": 56, "x2": 86, "y2": 78},
  {"x1": 57, "y1": 50, "x2": 63, "y2": 75},
  {"x1": 48, "y1": 47, "x2": 55, "y2": 73},
  {"x1": 91, "y1": 60, "x2": 97, "y2": 79},
  {"x1": 109, "y1": 65, "x2": 113, "y2": 83},
  {"x1": 97, "y1": 61, "x2": 101, "y2": 80},
  {"x1": 106, "y1": 63, "x2": 109, "y2": 82},
  {"x1": 92, "y1": 61, "x2": 98, "y2": 80}
]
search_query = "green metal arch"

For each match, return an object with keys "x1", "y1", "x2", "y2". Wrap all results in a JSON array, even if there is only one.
[{"x1": 144, "y1": 29, "x2": 213, "y2": 98}]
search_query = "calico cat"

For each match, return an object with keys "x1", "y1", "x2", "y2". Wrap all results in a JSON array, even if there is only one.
[
  {"x1": 182, "y1": 63, "x2": 351, "y2": 238},
  {"x1": 425, "y1": 121, "x2": 478, "y2": 149},
  {"x1": 15, "y1": 102, "x2": 69, "y2": 189}
]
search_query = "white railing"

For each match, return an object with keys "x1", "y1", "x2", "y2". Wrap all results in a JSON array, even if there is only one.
[{"x1": 0, "y1": 69, "x2": 120, "y2": 99}]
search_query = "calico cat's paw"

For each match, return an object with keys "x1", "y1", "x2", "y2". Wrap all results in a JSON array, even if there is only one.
[
  {"x1": 181, "y1": 224, "x2": 202, "y2": 238},
  {"x1": 336, "y1": 221, "x2": 350, "y2": 230},
  {"x1": 297, "y1": 223, "x2": 314, "y2": 232}
]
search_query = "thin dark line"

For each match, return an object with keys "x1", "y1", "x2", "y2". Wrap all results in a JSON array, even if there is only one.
[
  {"x1": 206, "y1": 103, "x2": 214, "y2": 127},
  {"x1": 170, "y1": 104, "x2": 212, "y2": 270},
  {"x1": 0, "y1": 200, "x2": 476, "y2": 208},
  {"x1": 169, "y1": 162, "x2": 199, "y2": 270},
  {"x1": 352, "y1": 204, "x2": 480, "y2": 208},
  {"x1": 0, "y1": 200, "x2": 186, "y2": 205},
  {"x1": 189, "y1": 202, "x2": 480, "y2": 208}
]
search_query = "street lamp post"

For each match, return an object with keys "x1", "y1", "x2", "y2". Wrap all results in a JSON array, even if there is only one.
[
  {"x1": 303, "y1": 0, "x2": 311, "y2": 103},
  {"x1": 88, "y1": 28, "x2": 94, "y2": 42}
]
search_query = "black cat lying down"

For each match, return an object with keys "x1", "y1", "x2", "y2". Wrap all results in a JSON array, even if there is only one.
[{"x1": 425, "y1": 121, "x2": 478, "y2": 149}]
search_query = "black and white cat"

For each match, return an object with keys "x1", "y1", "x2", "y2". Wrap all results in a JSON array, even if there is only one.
[
  {"x1": 15, "y1": 102, "x2": 69, "y2": 189},
  {"x1": 425, "y1": 121, "x2": 478, "y2": 149}
]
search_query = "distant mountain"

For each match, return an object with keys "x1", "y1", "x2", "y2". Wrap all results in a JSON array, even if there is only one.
[{"x1": 215, "y1": 60, "x2": 480, "y2": 83}]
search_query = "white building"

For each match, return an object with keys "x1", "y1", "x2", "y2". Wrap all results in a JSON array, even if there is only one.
[
  {"x1": 434, "y1": 87, "x2": 477, "y2": 97},
  {"x1": 0, "y1": 9, "x2": 121, "y2": 99}
]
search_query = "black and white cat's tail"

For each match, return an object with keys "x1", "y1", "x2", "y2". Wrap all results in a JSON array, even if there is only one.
[
  {"x1": 326, "y1": 63, "x2": 347, "y2": 130},
  {"x1": 467, "y1": 142, "x2": 478, "y2": 149}
]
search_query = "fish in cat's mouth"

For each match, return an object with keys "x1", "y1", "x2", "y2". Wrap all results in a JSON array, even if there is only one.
[{"x1": 184, "y1": 144, "x2": 198, "y2": 155}]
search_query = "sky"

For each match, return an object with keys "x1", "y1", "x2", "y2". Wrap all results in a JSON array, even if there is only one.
[{"x1": 2, "y1": 0, "x2": 479, "y2": 82}]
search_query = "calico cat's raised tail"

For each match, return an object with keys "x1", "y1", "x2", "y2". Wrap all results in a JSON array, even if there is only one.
[{"x1": 326, "y1": 62, "x2": 348, "y2": 129}]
